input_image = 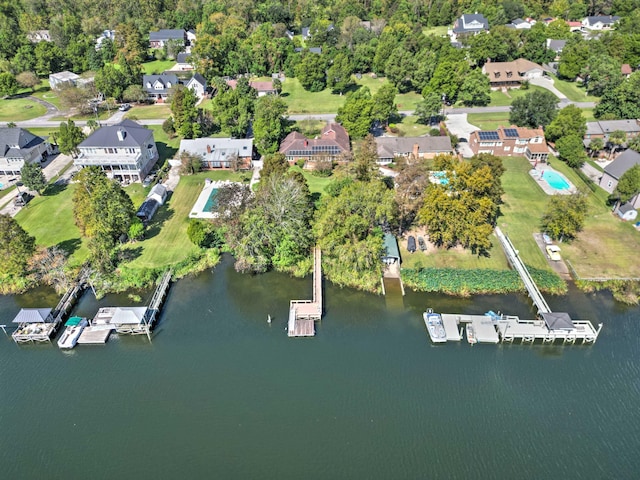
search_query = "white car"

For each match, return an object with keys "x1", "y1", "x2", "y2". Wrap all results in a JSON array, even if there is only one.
[{"x1": 118, "y1": 103, "x2": 130, "y2": 111}]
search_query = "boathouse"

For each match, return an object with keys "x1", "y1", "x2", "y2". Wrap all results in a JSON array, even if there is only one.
[
  {"x1": 11, "y1": 308, "x2": 56, "y2": 343},
  {"x1": 91, "y1": 306, "x2": 149, "y2": 335}
]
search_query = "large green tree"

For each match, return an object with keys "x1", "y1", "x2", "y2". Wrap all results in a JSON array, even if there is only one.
[
  {"x1": 0, "y1": 214, "x2": 36, "y2": 279},
  {"x1": 594, "y1": 72, "x2": 640, "y2": 120},
  {"x1": 72, "y1": 167, "x2": 135, "y2": 271},
  {"x1": 94, "y1": 64, "x2": 128, "y2": 99},
  {"x1": 295, "y1": 53, "x2": 327, "y2": 92},
  {"x1": 58, "y1": 120, "x2": 85, "y2": 157},
  {"x1": 415, "y1": 92, "x2": 443, "y2": 124},
  {"x1": 326, "y1": 52, "x2": 354, "y2": 94},
  {"x1": 556, "y1": 134, "x2": 588, "y2": 168},
  {"x1": 583, "y1": 54, "x2": 623, "y2": 97},
  {"x1": 371, "y1": 83, "x2": 398, "y2": 126},
  {"x1": 336, "y1": 87, "x2": 374, "y2": 139},
  {"x1": 314, "y1": 180, "x2": 396, "y2": 291},
  {"x1": 541, "y1": 194, "x2": 588, "y2": 241},
  {"x1": 458, "y1": 69, "x2": 491, "y2": 107},
  {"x1": 509, "y1": 90, "x2": 558, "y2": 128},
  {"x1": 253, "y1": 95, "x2": 288, "y2": 155},
  {"x1": 0, "y1": 72, "x2": 19, "y2": 97},
  {"x1": 210, "y1": 80, "x2": 256, "y2": 138},
  {"x1": 20, "y1": 163, "x2": 47, "y2": 195},
  {"x1": 613, "y1": 164, "x2": 640, "y2": 205},
  {"x1": 545, "y1": 105, "x2": 586, "y2": 143},
  {"x1": 170, "y1": 85, "x2": 201, "y2": 139}
]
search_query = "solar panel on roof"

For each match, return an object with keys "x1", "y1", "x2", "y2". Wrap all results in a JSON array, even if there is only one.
[
  {"x1": 504, "y1": 128, "x2": 518, "y2": 138},
  {"x1": 478, "y1": 131, "x2": 499, "y2": 140}
]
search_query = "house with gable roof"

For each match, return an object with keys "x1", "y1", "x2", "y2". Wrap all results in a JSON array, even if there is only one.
[
  {"x1": 482, "y1": 59, "x2": 545, "y2": 89},
  {"x1": 75, "y1": 120, "x2": 158, "y2": 183},
  {"x1": 279, "y1": 123, "x2": 350, "y2": 168},
  {"x1": 0, "y1": 127, "x2": 53, "y2": 176},
  {"x1": 143, "y1": 73, "x2": 206, "y2": 102},
  {"x1": 374, "y1": 136, "x2": 453, "y2": 164},
  {"x1": 450, "y1": 13, "x2": 489, "y2": 41},
  {"x1": 599, "y1": 149, "x2": 640, "y2": 208},
  {"x1": 149, "y1": 29, "x2": 187, "y2": 49},
  {"x1": 582, "y1": 15, "x2": 620, "y2": 31},
  {"x1": 469, "y1": 126, "x2": 549, "y2": 162}
]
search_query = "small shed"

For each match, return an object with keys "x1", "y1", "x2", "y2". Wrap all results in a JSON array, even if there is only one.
[
  {"x1": 617, "y1": 202, "x2": 638, "y2": 221},
  {"x1": 147, "y1": 183, "x2": 168, "y2": 205},
  {"x1": 382, "y1": 233, "x2": 401, "y2": 265},
  {"x1": 136, "y1": 198, "x2": 160, "y2": 222}
]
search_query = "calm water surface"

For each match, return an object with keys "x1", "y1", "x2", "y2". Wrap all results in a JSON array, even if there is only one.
[{"x1": 1, "y1": 255, "x2": 639, "y2": 479}]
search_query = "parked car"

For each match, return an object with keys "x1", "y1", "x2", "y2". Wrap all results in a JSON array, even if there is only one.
[
  {"x1": 14, "y1": 192, "x2": 32, "y2": 207},
  {"x1": 407, "y1": 236, "x2": 416, "y2": 253},
  {"x1": 118, "y1": 103, "x2": 131, "y2": 111},
  {"x1": 542, "y1": 233, "x2": 552, "y2": 245},
  {"x1": 418, "y1": 236, "x2": 427, "y2": 251},
  {"x1": 545, "y1": 245, "x2": 561, "y2": 261}
]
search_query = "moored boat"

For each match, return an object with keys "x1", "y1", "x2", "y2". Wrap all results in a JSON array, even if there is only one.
[
  {"x1": 466, "y1": 324, "x2": 477, "y2": 345},
  {"x1": 57, "y1": 317, "x2": 88, "y2": 349},
  {"x1": 423, "y1": 310, "x2": 447, "y2": 343}
]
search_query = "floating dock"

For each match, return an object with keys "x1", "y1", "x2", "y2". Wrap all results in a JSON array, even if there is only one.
[
  {"x1": 288, "y1": 248, "x2": 322, "y2": 337},
  {"x1": 77, "y1": 326, "x2": 113, "y2": 344},
  {"x1": 441, "y1": 314, "x2": 463, "y2": 341}
]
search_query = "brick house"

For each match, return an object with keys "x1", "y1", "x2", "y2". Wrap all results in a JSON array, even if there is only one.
[
  {"x1": 469, "y1": 126, "x2": 549, "y2": 162},
  {"x1": 374, "y1": 136, "x2": 453, "y2": 164},
  {"x1": 482, "y1": 59, "x2": 545, "y2": 89},
  {"x1": 279, "y1": 123, "x2": 350, "y2": 168}
]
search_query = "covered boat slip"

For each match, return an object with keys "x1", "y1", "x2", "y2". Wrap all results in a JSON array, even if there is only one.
[
  {"x1": 11, "y1": 308, "x2": 56, "y2": 343},
  {"x1": 91, "y1": 306, "x2": 150, "y2": 334},
  {"x1": 496, "y1": 314, "x2": 600, "y2": 344}
]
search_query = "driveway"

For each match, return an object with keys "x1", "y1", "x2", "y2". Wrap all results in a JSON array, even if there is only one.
[
  {"x1": 444, "y1": 113, "x2": 477, "y2": 158},
  {"x1": 529, "y1": 76, "x2": 567, "y2": 100},
  {"x1": 581, "y1": 163, "x2": 603, "y2": 184}
]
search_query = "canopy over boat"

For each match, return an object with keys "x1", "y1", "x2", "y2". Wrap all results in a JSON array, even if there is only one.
[{"x1": 65, "y1": 316, "x2": 84, "y2": 327}]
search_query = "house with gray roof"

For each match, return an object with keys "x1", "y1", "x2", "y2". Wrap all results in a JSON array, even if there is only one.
[
  {"x1": 374, "y1": 136, "x2": 453, "y2": 164},
  {"x1": 179, "y1": 137, "x2": 254, "y2": 170},
  {"x1": 546, "y1": 39, "x2": 567, "y2": 60},
  {"x1": 584, "y1": 120, "x2": 640, "y2": 147},
  {"x1": 75, "y1": 120, "x2": 158, "y2": 183},
  {"x1": 149, "y1": 29, "x2": 186, "y2": 49},
  {"x1": 143, "y1": 73, "x2": 206, "y2": 102},
  {"x1": 450, "y1": 13, "x2": 489, "y2": 41},
  {"x1": 0, "y1": 127, "x2": 53, "y2": 176},
  {"x1": 599, "y1": 149, "x2": 640, "y2": 208},
  {"x1": 174, "y1": 52, "x2": 194, "y2": 71},
  {"x1": 582, "y1": 16, "x2": 620, "y2": 31}
]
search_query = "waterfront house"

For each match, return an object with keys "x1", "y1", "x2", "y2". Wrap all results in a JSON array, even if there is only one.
[
  {"x1": 75, "y1": 120, "x2": 159, "y2": 183},
  {"x1": 374, "y1": 136, "x2": 453, "y2": 164},
  {"x1": 149, "y1": 29, "x2": 187, "y2": 49},
  {"x1": 179, "y1": 138, "x2": 254, "y2": 169},
  {"x1": 0, "y1": 127, "x2": 53, "y2": 176},
  {"x1": 279, "y1": 123, "x2": 351, "y2": 168},
  {"x1": 469, "y1": 126, "x2": 549, "y2": 162},
  {"x1": 482, "y1": 59, "x2": 544, "y2": 89},
  {"x1": 582, "y1": 15, "x2": 620, "y2": 31},
  {"x1": 599, "y1": 149, "x2": 640, "y2": 208}
]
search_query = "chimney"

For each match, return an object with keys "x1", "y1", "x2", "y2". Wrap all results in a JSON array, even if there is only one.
[
  {"x1": 412, "y1": 143, "x2": 419, "y2": 158},
  {"x1": 304, "y1": 140, "x2": 308, "y2": 147},
  {"x1": 207, "y1": 144, "x2": 211, "y2": 154},
  {"x1": 116, "y1": 128, "x2": 125, "y2": 141}
]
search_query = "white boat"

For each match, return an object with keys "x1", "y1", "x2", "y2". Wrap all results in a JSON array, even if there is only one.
[
  {"x1": 423, "y1": 310, "x2": 447, "y2": 343},
  {"x1": 466, "y1": 324, "x2": 477, "y2": 345},
  {"x1": 57, "y1": 317, "x2": 88, "y2": 349}
]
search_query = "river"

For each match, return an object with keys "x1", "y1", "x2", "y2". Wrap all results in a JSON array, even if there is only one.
[{"x1": 1, "y1": 254, "x2": 639, "y2": 479}]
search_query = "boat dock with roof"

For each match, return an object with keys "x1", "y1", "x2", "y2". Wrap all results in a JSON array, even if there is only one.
[
  {"x1": 421, "y1": 228, "x2": 603, "y2": 346},
  {"x1": 288, "y1": 247, "x2": 323, "y2": 337}
]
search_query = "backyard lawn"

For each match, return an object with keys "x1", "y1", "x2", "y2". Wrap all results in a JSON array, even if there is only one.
[
  {"x1": 467, "y1": 112, "x2": 512, "y2": 130},
  {"x1": 548, "y1": 74, "x2": 600, "y2": 103},
  {"x1": 30, "y1": 80, "x2": 63, "y2": 110},
  {"x1": 289, "y1": 165, "x2": 336, "y2": 195},
  {"x1": 422, "y1": 26, "x2": 449, "y2": 37},
  {"x1": 15, "y1": 184, "x2": 89, "y2": 266},
  {"x1": 487, "y1": 85, "x2": 547, "y2": 107},
  {"x1": 126, "y1": 104, "x2": 172, "y2": 120},
  {"x1": 394, "y1": 115, "x2": 436, "y2": 136},
  {"x1": 0, "y1": 97, "x2": 47, "y2": 121},
  {"x1": 142, "y1": 59, "x2": 176, "y2": 74},
  {"x1": 147, "y1": 125, "x2": 180, "y2": 162}
]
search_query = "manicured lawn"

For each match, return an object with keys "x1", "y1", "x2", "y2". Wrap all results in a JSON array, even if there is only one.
[
  {"x1": 293, "y1": 119, "x2": 327, "y2": 137},
  {"x1": 289, "y1": 165, "x2": 336, "y2": 195},
  {"x1": 487, "y1": 85, "x2": 547, "y2": 107},
  {"x1": 30, "y1": 80, "x2": 63, "y2": 110},
  {"x1": 123, "y1": 171, "x2": 246, "y2": 269},
  {"x1": 581, "y1": 107, "x2": 595, "y2": 122},
  {"x1": 467, "y1": 112, "x2": 512, "y2": 130},
  {"x1": 422, "y1": 26, "x2": 449, "y2": 37},
  {"x1": 147, "y1": 125, "x2": 180, "y2": 162},
  {"x1": 21, "y1": 127, "x2": 60, "y2": 139},
  {"x1": 15, "y1": 184, "x2": 89, "y2": 266},
  {"x1": 125, "y1": 104, "x2": 172, "y2": 120},
  {"x1": 124, "y1": 183, "x2": 148, "y2": 208},
  {"x1": 543, "y1": 158, "x2": 640, "y2": 279},
  {"x1": 400, "y1": 241, "x2": 509, "y2": 271},
  {"x1": 142, "y1": 59, "x2": 176, "y2": 74},
  {"x1": 281, "y1": 75, "x2": 423, "y2": 114},
  {"x1": 394, "y1": 115, "x2": 435, "y2": 136},
  {"x1": 0, "y1": 97, "x2": 47, "y2": 121},
  {"x1": 548, "y1": 74, "x2": 600, "y2": 103}
]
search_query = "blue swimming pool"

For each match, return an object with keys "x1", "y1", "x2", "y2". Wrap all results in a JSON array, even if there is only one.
[
  {"x1": 203, "y1": 188, "x2": 219, "y2": 212},
  {"x1": 432, "y1": 171, "x2": 449, "y2": 185},
  {"x1": 542, "y1": 170, "x2": 570, "y2": 190}
]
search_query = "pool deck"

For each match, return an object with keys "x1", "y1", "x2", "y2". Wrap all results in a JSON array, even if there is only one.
[
  {"x1": 189, "y1": 180, "x2": 233, "y2": 219},
  {"x1": 529, "y1": 165, "x2": 576, "y2": 195}
]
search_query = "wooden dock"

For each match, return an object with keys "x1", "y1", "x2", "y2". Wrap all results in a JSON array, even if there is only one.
[{"x1": 288, "y1": 248, "x2": 322, "y2": 337}]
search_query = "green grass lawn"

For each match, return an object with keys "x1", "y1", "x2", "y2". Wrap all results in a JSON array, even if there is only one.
[
  {"x1": 289, "y1": 165, "x2": 336, "y2": 195},
  {"x1": 394, "y1": 115, "x2": 435, "y2": 136},
  {"x1": 486, "y1": 85, "x2": 547, "y2": 107},
  {"x1": 125, "y1": 104, "x2": 172, "y2": 120},
  {"x1": 124, "y1": 183, "x2": 149, "y2": 208},
  {"x1": 142, "y1": 59, "x2": 176, "y2": 74},
  {"x1": 400, "y1": 240, "x2": 509, "y2": 271},
  {"x1": 422, "y1": 26, "x2": 449, "y2": 37},
  {"x1": 293, "y1": 119, "x2": 327, "y2": 137},
  {"x1": 543, "y1": 158, "x2": 640, "y2": 279},
  {"x1": 548, "y1": 74, "x2": 600, "y2": 103},
  {"x1": 147, "y1": 125, "x2": 180, "y2": 162},
  {"x1": 0, "y1": 97, "x2": 47, "y2": 121},
  {"x1": 15, "y1": 184, "x2": 89, "y2": 266},
  {"x1": 30, "y1": 80, "x2": 63, "y2": 110},
  {"x1": 123, "y1": 171, "x2": 246, "y2": 270},
  {"x1": 466, "y1": 112, "x2": 512, "y2": 130}
]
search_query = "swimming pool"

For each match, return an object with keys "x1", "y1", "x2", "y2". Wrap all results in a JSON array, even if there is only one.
[
  {"x1": 430, "y1": 171, "x2": 450, "y2": 185},
  {"x1": 541, "y1": 170, "x2": 570, "y2": 191},
  {"x1": 203, "y1": 188, "x2": 219, "y2": 212}
]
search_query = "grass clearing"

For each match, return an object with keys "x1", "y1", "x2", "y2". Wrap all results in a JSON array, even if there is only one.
[
  {"x1": 123, "y1": 171, "x2": 246, "y2": 270},
  {"x1": 466, "y1": 111, "x2": 512, "y2": 130},
  {"x1": 15, "y1": 184, "x2": 89, "y2": 266},
  {"x1": 487, "y1": 85, "x2": 547, "y2": 107},
  {"x1": 147, "y1": 124, "x2": 180, "y2": 162},
  {"x1": 126, "y1": 104, "x2": 172, "y2": 120},
  {"x1": 548, "y1": 74, "x2": 600, "y2": 103},
  {"x1": 289, "y1": 165, "x2": 336, "y2": 195},
  {"x1": 0, "y1": 97, "x2": 47, "y2": 121},
  {"x1": 422, "y1": 26, "x2": 449, "y2": 37},
  {"x1": 394, "y1": 115, "x2": 436, "y2": 136},
  {"x1": 142, "y1": 59, "x2": 176, "y2": 74}
]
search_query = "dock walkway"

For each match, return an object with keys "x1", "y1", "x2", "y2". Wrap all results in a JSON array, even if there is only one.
[{"x1": 288, "y1": 248, "x2": 323, "y2": 337}]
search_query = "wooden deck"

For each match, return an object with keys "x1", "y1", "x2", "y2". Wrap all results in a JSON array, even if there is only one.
[
  {"x1": 77, "y1": 326, "x2": 113, "y2": 344},
  {"x1": 288, "y1": 247, "x2": 323, "y2": 337}
]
